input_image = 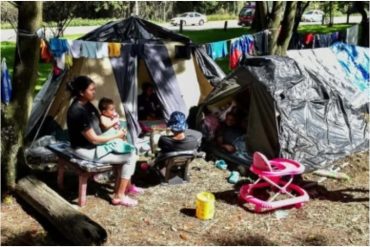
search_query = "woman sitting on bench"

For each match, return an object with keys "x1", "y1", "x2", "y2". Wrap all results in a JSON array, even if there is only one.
[{"x1": 66, "y1": 76, "x2": 143, "y2": 207}]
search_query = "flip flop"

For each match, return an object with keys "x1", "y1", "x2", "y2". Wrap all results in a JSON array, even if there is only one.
[
  {"x1": 215, "y1": 160, "x2": 228, "y2": 170},
  {"x1": 228, "y1": 171, "x2": 240, "y2": 184},
  {"x1": 126, "y1": 185, "x2": 145, "y2": 196},
  {"x1": 111, "y1": 196, "x2": 138, "y2": 207}
]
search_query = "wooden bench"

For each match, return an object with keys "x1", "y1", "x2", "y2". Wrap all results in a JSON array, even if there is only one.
[{"x1": 47, "y1": 143, "x2": 122, "y2": 207}]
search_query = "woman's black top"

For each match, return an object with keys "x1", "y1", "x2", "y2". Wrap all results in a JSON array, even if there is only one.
[{"x1": 67, "y1": 99, "x2": 102, "y2": 148}]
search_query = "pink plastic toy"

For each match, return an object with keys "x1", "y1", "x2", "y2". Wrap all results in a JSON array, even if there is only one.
[{"x1": 239, "y1": 152, "x2": 309, "y2": 212}]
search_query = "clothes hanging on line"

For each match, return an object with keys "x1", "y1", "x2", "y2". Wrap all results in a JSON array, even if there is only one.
[
  {"x1": 68, "y1": 40, "x2": 83, "y2": 58},
  {"x1": 313, "y1": 32, "x2": 341, "y2": 48},
  {"x1": 207, "y1": 40, "x2": 228, "y2": 60},
  {"x1": 346, "y1": 24, "x2": 359, "y2": 45},
  {"x1": 229, "y1": 34, "x2": 255, "y2": 69},
  {"x1": 253, "y1": 30, "x2": 269, "y2": 55},
  {"x1": 40, "y1": 39, "x2": 52, "y2": 63},
  {"x1": 108, "y1": 43, "x2": 121, "y2": 57},
  {"x1": 49, "y1": 38, "x2": 69, "y2": 58},
  {"x1": 1, "y1": 58, "x2": 12, "y2": 105}
]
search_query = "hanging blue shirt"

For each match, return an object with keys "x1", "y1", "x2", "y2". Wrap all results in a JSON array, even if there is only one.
[
  {"x1": 49, "y1": 38, "x2": 69, "y2": 58},
  {"x1": 208, "y1": 40, "x2": 228, "y2": 60}
]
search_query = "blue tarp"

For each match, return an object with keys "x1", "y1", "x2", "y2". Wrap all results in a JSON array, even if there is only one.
[
  {"x1": 1, "y1": 58, "x2": 12, "y2": 104},
  {"x1": 331, "y1": 42, "x2": 370, "y2": 92}
]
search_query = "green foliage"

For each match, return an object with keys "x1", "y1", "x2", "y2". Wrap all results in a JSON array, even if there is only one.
[
  {"x1": 1, "y1": 1, "x2": 17, "y2": 28},
  {"x1": 0, "y1": 41, "x2": 51, "y2": 94},
  {"x1": 207, "y1": 14, "x2": 238, "y2": 21}
]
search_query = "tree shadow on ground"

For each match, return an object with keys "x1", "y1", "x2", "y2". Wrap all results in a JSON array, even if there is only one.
[
  {"x1": 300, "y1": 234, "x2": 329, "y2": 246},
  {"x1": 210, "y1": 232, "x2": 329, "y2": 246},
  {"x1": 305, "y1": 183, "x2": 369, "y2": 203},
  {"x1": 1, "y1": 228, "x2": 59, "y2": 246},
  {"x1": 8, "y1": 195, "x2": 71, "y2": 246},
  {"x1": 210, "y1": 233, "x2": 276, "y2": 246}
]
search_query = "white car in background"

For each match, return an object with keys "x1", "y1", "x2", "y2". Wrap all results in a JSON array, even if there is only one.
[
  {"x1": 302, "y1": 10, "x2": 324, "y2": 22},
  {"x1": 171, "y1": 12, "x2": 207, "y2": 26}
]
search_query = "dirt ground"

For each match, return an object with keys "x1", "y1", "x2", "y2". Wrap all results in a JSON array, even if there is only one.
[{"x1": 1, "y1": 151, "x2": 369, "y2": 246}]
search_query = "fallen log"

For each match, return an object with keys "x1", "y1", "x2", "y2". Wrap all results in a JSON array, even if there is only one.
[{"x1": 15, "y1": 175, "x2": 107, "y2": 245}]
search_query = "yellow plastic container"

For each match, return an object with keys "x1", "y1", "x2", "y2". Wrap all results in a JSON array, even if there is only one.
[{"x1": 195, "y1": 192, "x2": 215, "y2": 220}]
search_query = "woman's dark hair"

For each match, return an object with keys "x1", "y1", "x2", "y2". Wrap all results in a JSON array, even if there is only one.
[{"x1": 66, "y1": 76, "x2": 94, "y2": 98}]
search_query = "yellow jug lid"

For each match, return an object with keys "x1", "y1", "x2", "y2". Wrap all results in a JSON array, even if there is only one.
[{"x1": 197, "y1": 192, "x2": 215, "y2": 202}]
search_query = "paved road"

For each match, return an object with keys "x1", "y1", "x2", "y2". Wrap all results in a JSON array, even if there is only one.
[{"x1": 0, "y1": 16, "x2": 361, "y2": 42}]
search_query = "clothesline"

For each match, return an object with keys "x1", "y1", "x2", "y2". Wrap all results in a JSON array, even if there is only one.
[
  {"x1": 204, "y1": 24, "x2": 359, "y2": 70},
  {"x1": 203, "y1": 29, "x2": 271, "y2": 69}
]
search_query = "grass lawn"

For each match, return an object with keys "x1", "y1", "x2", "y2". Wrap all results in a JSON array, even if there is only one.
[
  {"x1": 0, "y1": 23, "x2": 355, "y2": 93},
  {"x1": 298, "y1": 23, "x2": 353, "y2": 34}
]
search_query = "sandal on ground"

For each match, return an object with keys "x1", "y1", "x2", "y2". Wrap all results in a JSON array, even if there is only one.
[
  {"x1": 111, "y1": 196, "x2": 138, "y2": 207},
  {"x1": 215, "y1": 159, "x2": 228, "y2": 170},
  {"x1": 126, "y1": 185, "x2": 145, "y2": 196},
  {"x1": 228, "y1": 171, "x2": 240, "y2": 184}
]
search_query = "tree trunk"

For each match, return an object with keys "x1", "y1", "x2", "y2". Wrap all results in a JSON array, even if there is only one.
[
  {"x1": 346, "y1": 3, "x2": 350, "y2": 24},
  {"x1": 268, "y1": 1, "x2": 284, "y2": 55},
  {"x1": 16, "y1": 176, "x2": 107, "y2": 245},
  {"x1": 276, "y1": 2, "x2": 298, "y2": 55},
  {"x1": 292, "y1": 1, "x2": 310, "y2": 37},
  {"x1": 252, "y1": 1, "x2": 269, "y2": 31},
  {"x1": 353, "y1": 2, "x2": 369, "y2": 46},
  {"x1": 354, "y1": 2, "x2": 368, "y2": 24},
  {"x1": 329, "y1": 1, "x2": 333, "y2": 27},
  {"x1": 1, "y1": 2, "x2": 42, "y2": 190}
]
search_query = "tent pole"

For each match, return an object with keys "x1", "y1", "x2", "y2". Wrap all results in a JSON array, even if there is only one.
[{"x1": 29, "y1": 85, "x2": 59, "y2": 148}]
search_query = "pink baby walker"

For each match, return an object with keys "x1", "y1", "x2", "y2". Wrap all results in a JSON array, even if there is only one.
[{"x1": 239, "y1": 152, "x2": 309, "y2": 212}]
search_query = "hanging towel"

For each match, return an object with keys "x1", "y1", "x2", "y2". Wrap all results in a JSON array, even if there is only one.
[
  {"x1": 81, "y1": 41, "x2": 98, "y2": 58},
  {"x1": 240, "y1": 34, "x2": 255, "y2": 56},
  {"x1": 208, "y1": 40, "x2": 228, "y2": 60},
  {"x1": 65, "y1": 54, "x2": 73, "y2": 69},
  {"x1": 55, "y1": 53, "x2": 65, "y2": 70},
  {"x1": 49, "y1": 38, "x2": 69, "y2": 58},
  {"x1": 68, "y1": 40, "x2": 83, "y2": 58},
  {"x1": 96, "y1": 42, "x2": 109, "y2": 59},
  {"x1": 330, "y1": 32, "x2": 339, "y2": 44},
  {"x1": 1, "y1": 58, "x2": 12, "y2": 104},
  {"x1": 314, "y1": 34, "x2": 332, "y2": 48},
  {"x1": 108, "y1": 43, "x2": 121, "y2": 57},
  {"x1": 253, "y1": 30, "x2": 269, "y2": 55},
  {"x1": 40, "y1": 39, "x2": 52, "y2": 63},
  {"x1": 346, "y1": 24, "x2": 359, "y2": 45}
]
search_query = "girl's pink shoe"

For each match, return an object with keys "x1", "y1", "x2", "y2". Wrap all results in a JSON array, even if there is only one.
[
  {"x1": 111, "y1": 196, "x2": 138, "y2": 207},
  {"x1": 126, "y1": 185, "x2": 144, "y2": 196}
]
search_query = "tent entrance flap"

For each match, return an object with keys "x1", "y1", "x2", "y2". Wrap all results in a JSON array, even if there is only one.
[
  {"x1": 142, "y1": 42, "x2": 187, "y2": 120},
  {"x1": 246, "y1": 83, "x2": 280, "y2": 159},
  {"x1": 110, "y1": 44, "x2": 141, "y2": 144}
]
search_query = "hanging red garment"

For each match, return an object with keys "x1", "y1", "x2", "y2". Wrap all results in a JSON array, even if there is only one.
[
  {"x1": 40, "y1": 39, "x2": 52, "y2": 63},
  {"x1": 52, "y1": 63, "x2": 62, "y2": 76},
  {"x1": 304, "y1": 33, "x2": 314, "y2": 45},
  {"x1": 229, "y1": 38, "x2": 242, "y2": 70}
]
